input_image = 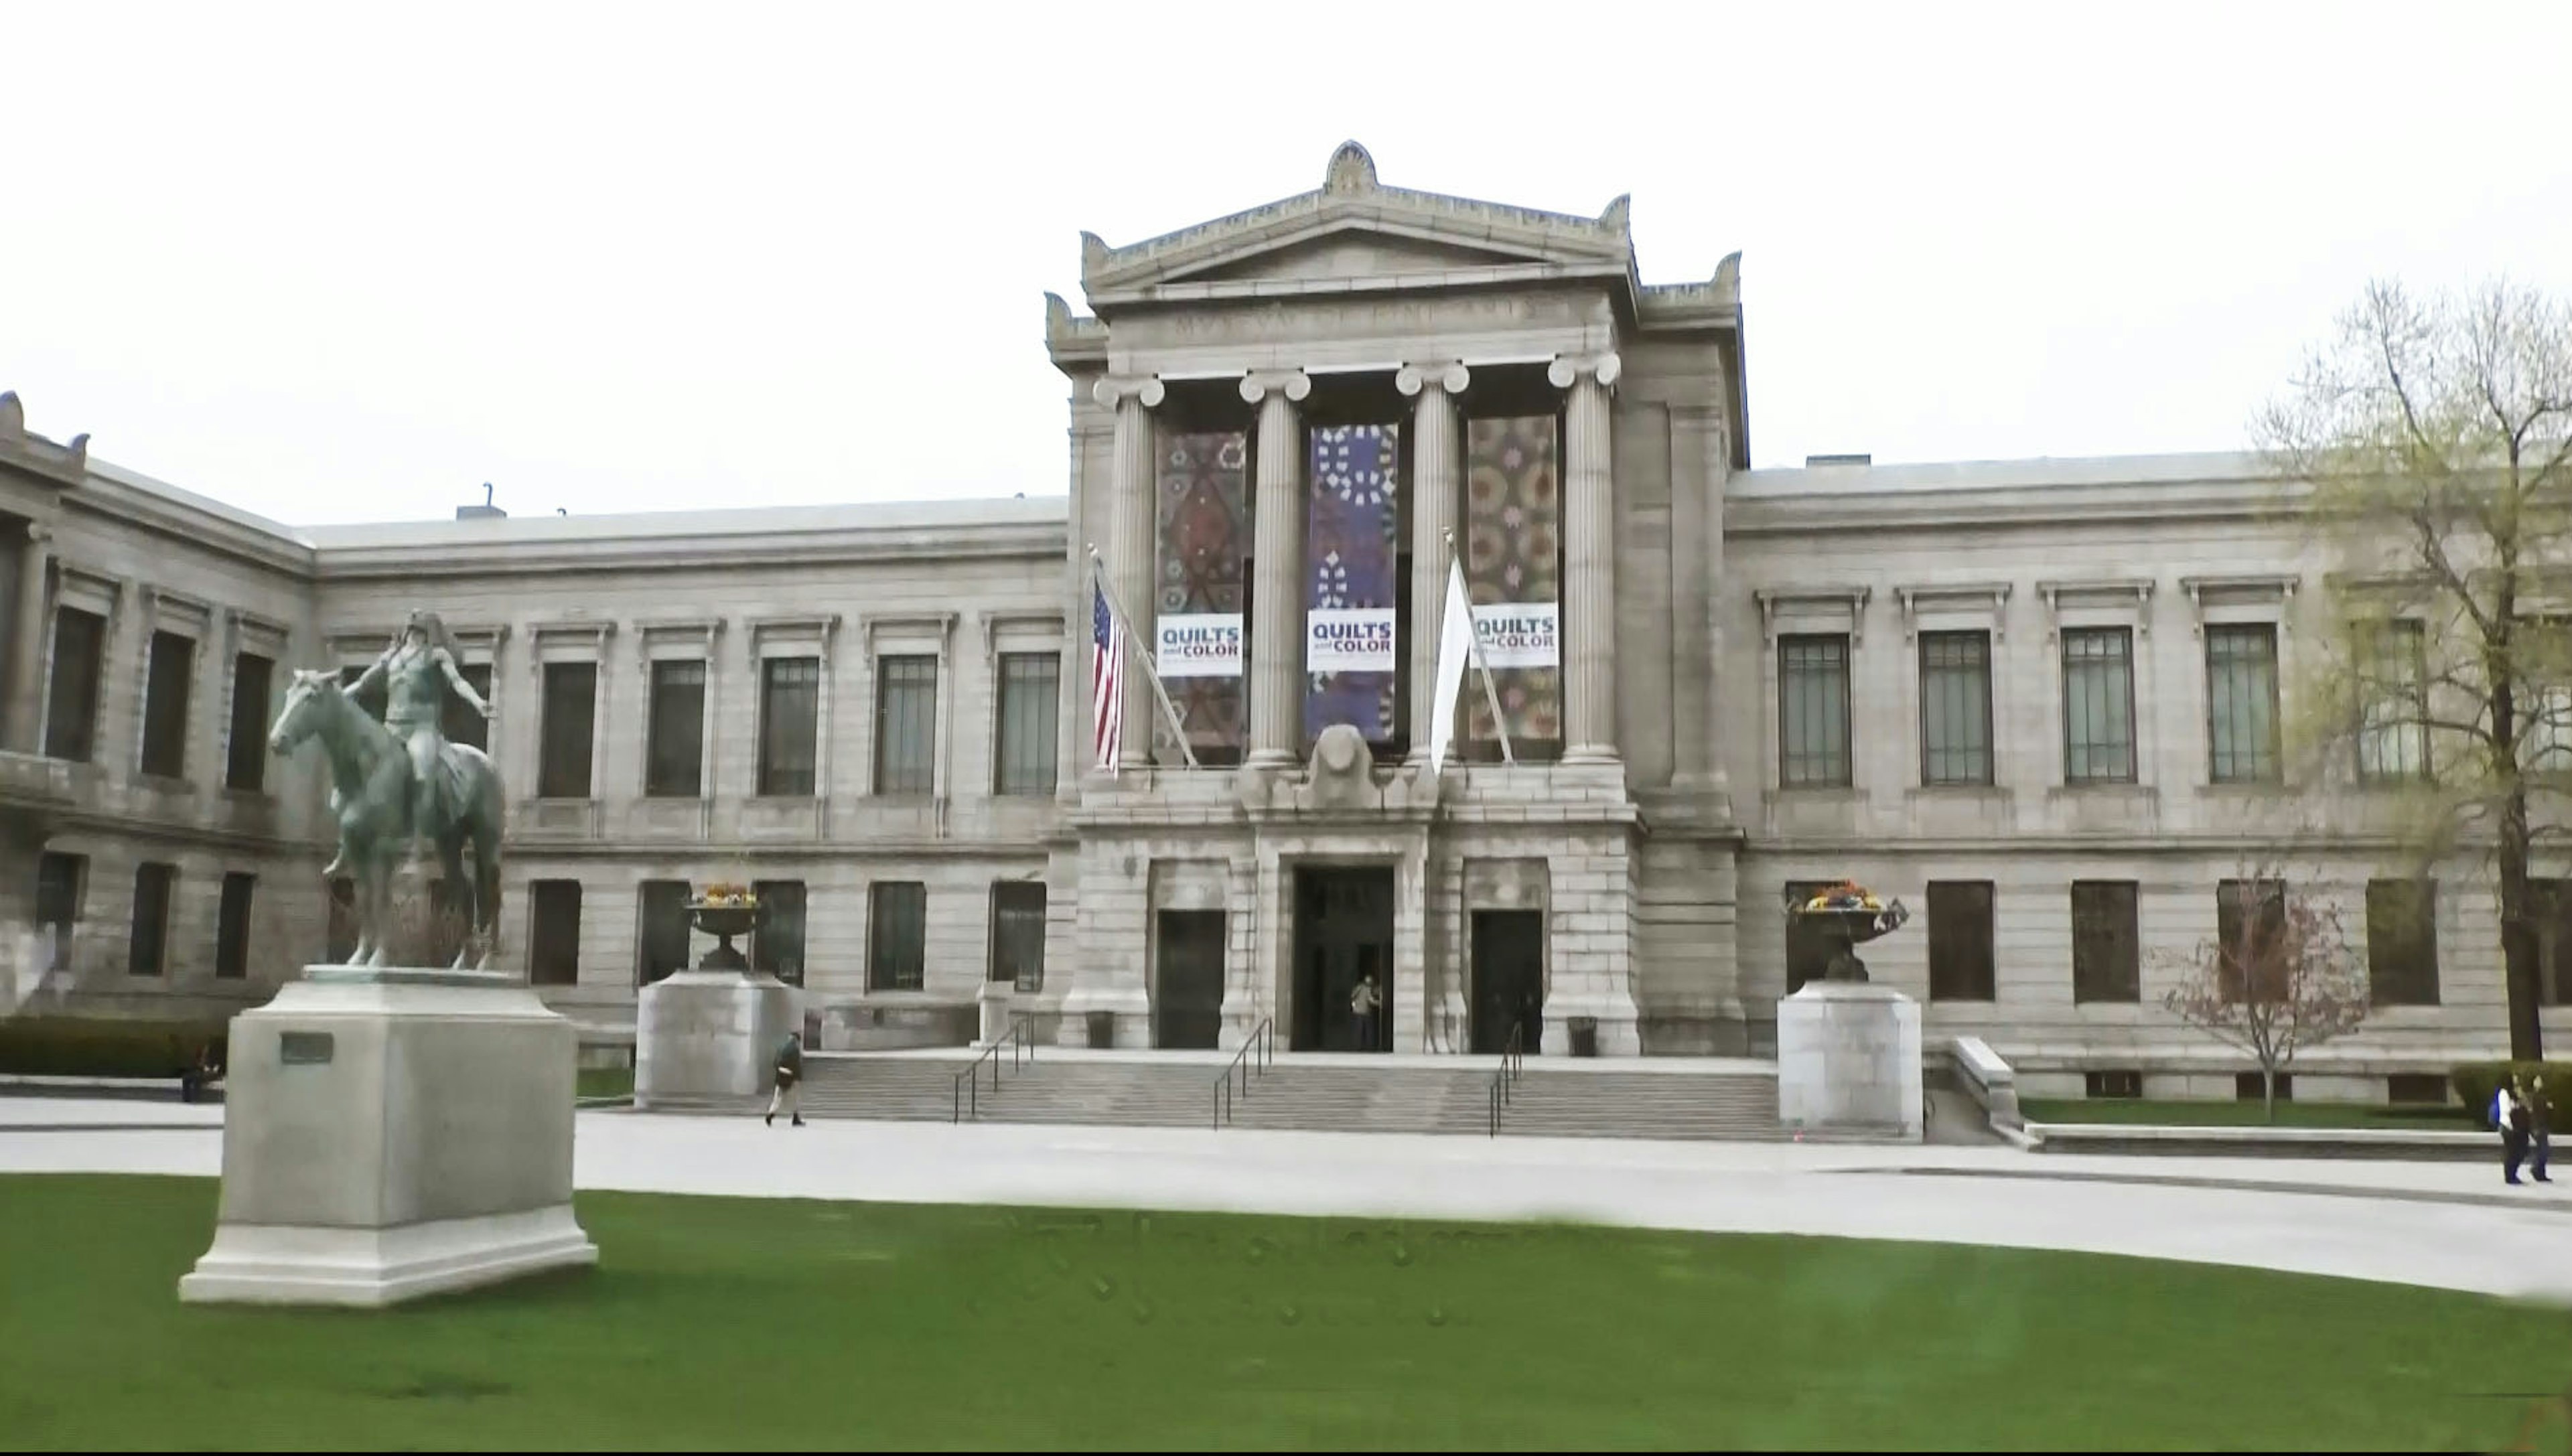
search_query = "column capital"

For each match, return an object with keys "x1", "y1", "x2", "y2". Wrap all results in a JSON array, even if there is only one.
[
  {"x1": 1546, "y1": 351, "x2": 1623, "y2": 390},
  {"x1": 23, "y1": 521, "x2": 51, "y2": 549},
  {"x1": 1238, "y1": 370, "x2": 1311, "y2": 405},
  {"x1": 1395, "y1": 362, "x2": 1470, "y2": 398},
  {"x1": 1091, "y1": 375, "x2": 1165, "y2": 410}
]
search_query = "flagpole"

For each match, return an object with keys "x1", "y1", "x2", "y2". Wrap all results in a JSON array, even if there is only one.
[
  {"x1": 1088, "y1": 547, "x2": 1201, "y2": 771},
  {"x1": 1445, "y1": 530, "x2": 1517, "y2": 767}
]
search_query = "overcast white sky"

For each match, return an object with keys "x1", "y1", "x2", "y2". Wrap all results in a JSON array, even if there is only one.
[{"x1": 7, "y1": 1, "x2": 2570, "y2": 527}]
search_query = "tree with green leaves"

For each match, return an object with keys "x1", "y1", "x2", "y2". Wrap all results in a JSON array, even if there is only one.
[{"x1": 2259, "y1": 279, "x2": 2572, "y2": 1062}]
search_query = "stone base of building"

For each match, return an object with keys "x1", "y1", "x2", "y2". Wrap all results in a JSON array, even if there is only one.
[
  {"x1": 1776, "y1": 980, "x2": 1922, "y2": 1140},
  {"x1": 180, "y1": 965, "x2": 595, "y2": 1307},
  {"x1": 636, "y1": 969, "x2": 798, "y2": 1110}
]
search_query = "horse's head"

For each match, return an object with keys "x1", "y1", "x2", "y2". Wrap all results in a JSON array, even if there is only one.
[{"x1": 268, "y1": 669, "x2": 344, "y2": 757}]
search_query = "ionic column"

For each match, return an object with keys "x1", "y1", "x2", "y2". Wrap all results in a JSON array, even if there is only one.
[
  {"x1": 1092, "y1": 375, "x2": 1165, "y2": 771},
  {"x1": 1549, "y1": 351, "x2": 1622, "y2": 764},
  {"x1": 1398, "y1": 362, "x2": 1469, "y2": 763},
  {"x1": 1241, "y1": 370, "x2": 1311, "y2": 768},
  {"x1": 6, "y1": 522, "x2": 52, "y2": 754}
]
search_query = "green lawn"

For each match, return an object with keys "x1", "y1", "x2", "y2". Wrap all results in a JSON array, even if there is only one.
[
  {"x1": 573, "y1": 1067, "x2": 634, "y2": 1102},
  {"x1": 3, "y1": 1175, "x2": 2565, "y2": 1452},
  {"x1": 2022, "y1": 1098, "x2": 2485, "y2": 1131}
]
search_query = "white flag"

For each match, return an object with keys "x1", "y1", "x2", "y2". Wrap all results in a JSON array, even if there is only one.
[{"x1": 1424, "y1": 559, "x2": 1478, "y2": 778}]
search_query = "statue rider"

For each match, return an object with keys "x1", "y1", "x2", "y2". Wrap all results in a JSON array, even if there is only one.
[{"x1": 338, "y1": 609, "x2": 492, "y2": 870}]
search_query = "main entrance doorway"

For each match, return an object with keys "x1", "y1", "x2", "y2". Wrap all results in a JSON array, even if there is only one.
[
  {"x1": 1153, "y1": 910, "x2": 1226, "y2": 1050},
  {"x1": 1293, "y1": 866, "x2": 1396, "y2": 1052},
  {"x1": 1470, "y1": 909, "x2": 1545, "y2": 1054}
]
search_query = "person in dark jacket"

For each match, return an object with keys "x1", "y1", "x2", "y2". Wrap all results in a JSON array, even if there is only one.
[
  {"x1": 766, "y1": 1033, "x2": 804, "y2": 1127},
  {"x1": 2524, "y1": 1074, "x2": 2553, "y2": 1185}
]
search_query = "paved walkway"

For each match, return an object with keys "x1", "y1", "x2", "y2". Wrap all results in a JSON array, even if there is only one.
[{"x1": 5, "y1": 1099, "x2": 2565, "y2": 1301}]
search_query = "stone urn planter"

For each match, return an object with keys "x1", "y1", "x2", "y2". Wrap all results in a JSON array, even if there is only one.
[
  {"x1": 1787, "y1": 881, "x2": 1910, "y2": 982},
  {"x1": 687, "y1": 897, "x2": 758, "y2": 972},
  {"x1": 636, "y1": 884, "x2": 796, "y2": 1112}
]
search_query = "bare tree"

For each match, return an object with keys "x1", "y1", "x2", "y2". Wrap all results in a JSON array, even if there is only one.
[
  {"x1": 2157, "y1": 865, "x2": 2372, "y2": 1123},
  {"x1": 2258, "y1": 278, "x2": 2572, "y2": 1062}
]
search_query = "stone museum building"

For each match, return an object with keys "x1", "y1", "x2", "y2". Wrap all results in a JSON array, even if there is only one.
[{"x1": 3, "y1": 143, "x2": 2566, "y2": 1100}]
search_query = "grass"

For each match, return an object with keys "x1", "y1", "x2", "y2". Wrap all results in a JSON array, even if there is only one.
[
  {"x1": 573, "y1": 1067, "x2": 634, "y2": 1102},
  {"x1": 2022, "y1": 1098, "x2": 2485, "y2": 1131},
  {"x1": 3, "y1": 1176, "x2": 2569, "y2": 1451}
]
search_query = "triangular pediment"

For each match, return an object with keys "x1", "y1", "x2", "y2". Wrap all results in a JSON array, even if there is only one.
[{"x1": 1080, "y1": 141, "x2": 1633, "y2": 300}]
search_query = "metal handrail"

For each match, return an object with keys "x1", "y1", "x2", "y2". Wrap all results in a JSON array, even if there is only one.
[
  {"x1": 952, "y1": 1013, "x2": 1040, "y2": 1124},
  {"x1": 1212, "y1": 1017, "x2": 1276, "y2": 1130},
  {"x1": 1486, "y1": 1019, "x2": 1528, "y2": 1137}
]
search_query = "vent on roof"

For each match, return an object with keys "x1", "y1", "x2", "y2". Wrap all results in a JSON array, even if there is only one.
[
  {"x1": 455, "y1": 482, "x2": 506, "y2": 520},
  {"x1": 1805, "y1": 453, "x2": 1871, "y2": 467}
]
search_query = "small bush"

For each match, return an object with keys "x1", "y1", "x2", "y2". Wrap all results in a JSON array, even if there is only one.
[
  {"x1": 0, "y1": 1019, "x2": 229, "y2": 1078},
  {"x1": 2447, "y1": 1061, "x2": 2572, "y2": 1127}
]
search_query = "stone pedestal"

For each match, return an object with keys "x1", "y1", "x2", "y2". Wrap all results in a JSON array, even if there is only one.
[
  {"x1": 1776, "y1": 980, "x2": 1924, "y2": 1141},
  {"x1": 180, "y1": 966, "x2": 597, "y2": 1307},
  {"x1": 976, "y1": 979, "x2": 1015, "y2": 1046},
  {"x1": 634, "y1": 970, "x2": 798, "y2": 1112}
]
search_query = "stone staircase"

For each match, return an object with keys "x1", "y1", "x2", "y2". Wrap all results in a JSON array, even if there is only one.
[{"x1": 796, "y1": 1052, "x2": 1789, "y2": 1142}]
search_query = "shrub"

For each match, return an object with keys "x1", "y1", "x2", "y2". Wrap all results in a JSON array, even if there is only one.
[
  {"x1": 0, "y1": 1019, "x2": 230, "y2": 1078},
  {"x1": 2447, "y1": 1061, "x2": 2572, "y2": 1128}
]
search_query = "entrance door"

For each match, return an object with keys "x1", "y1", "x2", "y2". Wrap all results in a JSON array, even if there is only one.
[
  {"x1": 1470, "y1": 910, "x2": 1545, "y2": 1054},
  {"x1": 1293, "y1": 867, "x2": 1396, "y2": 1051},
  {"x1": 1153, "y1": 910, "x2": 1226, "y2": 1050}
]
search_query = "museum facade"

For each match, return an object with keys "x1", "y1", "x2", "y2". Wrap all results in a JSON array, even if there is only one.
[{"x1": 3, "y1": 143, "x2": 2565, "y2": 1100}]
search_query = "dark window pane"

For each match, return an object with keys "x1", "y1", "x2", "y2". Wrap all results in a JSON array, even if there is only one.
[
  {"x1": 139, "y1": 631, "x2": 194, "y2": 778},
  {"x1": 753, "y1": 880, "x2": 807, "y2": 986},
  {"x1": 647, "y1": 660, "x2": 707, "y2": 798},
  {"x1": 2215, "y1": 879, "x2": 2287, "y2": 1001},
  {"x1": 637, "y1": 879, "x2": 691, "y2": 985},
  {"x1": 528, "y1": 880, "x2": 583, "y2": 987},
  {"x1": 869, "y1": 881, "x2": 927, "y2": 991},
  {"x1": 2356, "y1": 620, "x2": 2429, "y2": 782},
  {"x1": 326, "y1": 877, "x2": 356, "y2": 962},
  {"x1": 1927, "y1": 881, "x2": 1995, "y2": 1001},
  {"x1": 995, "y1": 653, "x2": 1061, "y2": 797},
  {"x1": 758, "y1": 657, "x2": 819, "y2": 797},
  {"x1": 2205, "y1": 624, "x2": 2280, "y2": 783},
  {"x1": 2366, "y1": 878, "x2": 2440, "y2": 1007},
  {"x1": 2062, "y1": 628, "x2": 2135, "y2": 783},
  {"x1": 44, "y1": 607, "x2": 105, "y2": 763},
  {"x1": 2085, "y1": 1070, "x2": 2143, "y2": 1099},
  {"x1": 874, "y1": 656, "x2": 938, "y2": 796},
  {"x1": 991, "y1": 881, "x2": 1047, "y2": 991},
  {"x1": 1779, "y1": 635, "x2": 1851, "y2": 787},
  {"x1": 443, "y1": 662, "x2": 492, "y2": 753},
  {"x1": 215, "y1": 872, "x2": 255, "y2": 979},
  {"x1": 2071, "y1": 880, "x2": 2140, "y2": 1003},
  {"x1": 226, "y1": 652, "x2": 275, "y2": 791},
  {"x1": 539, "y1": 662, "x2": 597, "y2": 798},
  {"x1": 1919, "y1": 630, "x2": 1993, "y2": 786},
  {"x1": 34, "y1": 852, "x2": 84, "y2": 972},
  {"x1": 129, "y1": 863, "x2": 175, "y2": 976}
]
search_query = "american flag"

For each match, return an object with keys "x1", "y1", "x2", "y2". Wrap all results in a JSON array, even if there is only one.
[{"x1": 1091, "y1": 571, "x2": 1123, "y2": 774}]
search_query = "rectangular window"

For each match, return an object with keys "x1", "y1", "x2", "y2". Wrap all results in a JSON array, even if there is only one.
[
  {"x1": 139, "y1": 630, "x2": 194, "y2": 778},
  {"x1": 2355, "y1": 619, "x2": 2429, "y2": 782},
  {"x1": 753, "y1": 880, "x2": 807, "y2": 986},
  {"x1": 2061, "y1": 627, "x2": 2136, "y2": 783},
  {"x1": 214, "y1": 871, "x2": 254, "y2": 979},
  {"x1": 2204, "y1": 623, "x2": 2281, "y2": 784},
  {"x1": 129, "y1": 862, "x2": 175, "y2": 976},
  {"x1": 1918, "y1": 630, "x2": 1993, "y2": 786},
  {"x1": 2084, "y1": 1070, "x2": 2143, "y2": 1099},
  {"x1": 646, "y1": 660, "x2": 707, "y2": 798},
  {"x1": 2388, "y1": 1072, "x2": 2450, "y2": 1106},
  {"x1": 758, "y1": 657, "x2": 820, "y2": 797},
  {"x1": 2070, "y1": 880, "x2": 2141, "y2": 1003},
  {"x1": 1927, "y1": 880, "x2": 1996, "y2": 1001},
  {"x1": 1778, "y1": 634, "x2": 1851, "y2": 788},
  {"x1": 538, "y1": 661, "x2": 597, "y2": 798},
  {"x1": 868, "y1": 881, "x2": 927, "y2": 991},
  {"x1": 443, "y1": 661, "x2": 492, "y2": 753},
  {"x1": 2365, "y1": 877, "x2": 2440, "y2": 1007},
  {"x1": 2215, "y1": 879, "x2": 2287, "y2": 1001},
  {"x1": 225, "y1": 652, "x2": 275, "y2": 791},
  {"x1": 338, "y1": 662, "x2": 385, "y2": 720},
  {"x1": 991, "y1": 881, "x2": 1048, "y2": 991},
  {"x1": 636, "y1": 879, "x2": 691, "y2": 985},
  {"x1": 2236, "y1": 1071, "x2": 2293, "y2": 1102},
  {"x1": 873, "y1": 655, "x2": 938, "y2": 796},
  {"x1": 326, "y1": 877, "x2": 357, "y2": 962},
  {"x1": 43, "y1": 606, "x2": 106, "y2": 763},
  {"x1": 995, "y1": 652, "x2": 1061, "y2": 797},
  {"x1": 34, "y1": 851, "x2": 84, "y2": 972},
  {"x1": 528, "y1": 880, "x2": 583, "y2": 987}
]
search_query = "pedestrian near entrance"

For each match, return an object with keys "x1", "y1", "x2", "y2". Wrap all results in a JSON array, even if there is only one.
[
  {"x1": 767, "y1": 1032, "x2": 804, "y2": 1127},
  {"x1": 1351, "y1": 972, "x2": 1382, "y2": 1052},
  {"x1": 2496, "y1": 1080, "x2": 2528, "y2": 1185},
  {"x1": 2522, "y1": 1074, "x2": 2553, "y2": 1184}
]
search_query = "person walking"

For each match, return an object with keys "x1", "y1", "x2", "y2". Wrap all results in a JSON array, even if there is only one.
[
  {"x1": 766, "y1": 1032, "x2": 805, "y2": 1127},
  {"x1": 1350, "y1": 972, "x2": 1382, "y2": 1053},
  {"x1": 2522, "y1": 1074, "x2": 2553, "y2": 1185},
  {"x1": 2496, "y1": 1079, "x2": 2529, "y2": 1185}
]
